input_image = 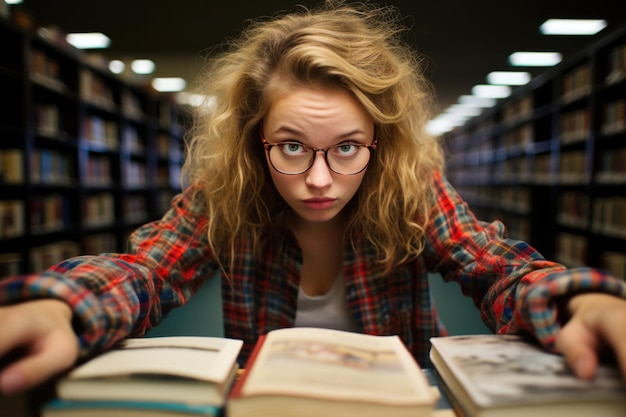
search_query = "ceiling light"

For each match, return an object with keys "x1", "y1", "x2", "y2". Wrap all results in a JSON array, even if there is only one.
[
  {"x1": 65, "y1": 32, "x2": 111, "y2": 49},
  {"x1": 108, "y1": 60, "x2": 125, "y2": 74},
  {"x1": 5, "y1": 0, "x2": 24, "y2": 4},
  {"x1": 445, "y1": 105, "x2": 482, "y2": 118},
  {"x1": 540, "y1": 19, "x2": 607, "y2": 35},
  {"x1": 472, "y1": 84, "x2": 512, "y2": 99},
  {"x1": 487, "y1": 71, "x2": 531, "y2": 86},
  {"x1": 176, "y1": 92, "x2": 206, "y2": 107},
  {"x1": 509, "y1": 52, "x2": 562, "y2": 67},
  {"x1": 176, "y1": 93, "x2": 217, "y2": 110},
  {"x1": 426, "y1": 117, "x2": 465, "y2": 136},
  {"x1": 152, "y1": 77, "x2": 187, "y2": 92},
  {"x1": 459, "y1": 95, "x2": 496, "y2": 108},
  {"x1": 130, "y1": 59, "x2": 155, "y2": 75}
]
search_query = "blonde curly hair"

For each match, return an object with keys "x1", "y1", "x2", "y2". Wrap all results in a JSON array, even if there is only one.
[{"x1": 183, "y1": 0, "x2": 444, "y2": 274}]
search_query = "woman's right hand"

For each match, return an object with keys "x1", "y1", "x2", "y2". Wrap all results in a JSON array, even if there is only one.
[{"x1": 0, "y1": 299, "x2": 79, "y2": 395}]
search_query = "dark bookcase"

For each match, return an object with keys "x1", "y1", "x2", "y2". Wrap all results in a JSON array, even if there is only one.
[
  {"x1": 444, "y1": 25, "x2": 626, "y2": 280},
  {"x1": 0, "y1": 17, "x2": 188, "y2": 277}
]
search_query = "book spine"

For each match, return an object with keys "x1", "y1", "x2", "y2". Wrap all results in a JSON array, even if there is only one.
[{"x1": 228, "y1": 334, "x2": 267, "y2": 399}]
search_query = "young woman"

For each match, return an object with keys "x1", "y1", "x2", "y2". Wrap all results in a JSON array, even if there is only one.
[{"x1": 1, "y1": 0, "x2": 625, "y2": 395}]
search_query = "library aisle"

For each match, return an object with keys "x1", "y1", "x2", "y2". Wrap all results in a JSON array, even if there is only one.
[
  {"x1": 444, "y1": 25, "x2": 626, "y2": 281},
  {"x1": 0, "y1": 17, "x2": 188, "y2": 277}
]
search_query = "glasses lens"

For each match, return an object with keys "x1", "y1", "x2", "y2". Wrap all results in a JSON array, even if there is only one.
[
  {"x1": 268, "y1": 143, "x2": 372, "y2": 175},
  {"x1": 268, "y1": 144, "x2": 313, "y2": 174},
  {"x1": 326, "y1": 144, "x2": 371, "y2": 175}
]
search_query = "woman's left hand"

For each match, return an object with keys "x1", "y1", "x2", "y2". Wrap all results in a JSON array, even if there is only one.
[{"x1": 555, "y1": 293, "x2": 626, "y2": 380}]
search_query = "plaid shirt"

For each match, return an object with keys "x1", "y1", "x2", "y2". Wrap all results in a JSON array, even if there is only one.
[{"x1": 1, "y1": 171, "x2": 624, "y2": 366}]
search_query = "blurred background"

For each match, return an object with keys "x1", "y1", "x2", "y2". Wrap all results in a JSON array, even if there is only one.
[{"x1": 5, "y1": 0, "x2": 623, "y2": 120}]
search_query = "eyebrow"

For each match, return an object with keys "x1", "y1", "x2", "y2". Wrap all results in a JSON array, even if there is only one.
[{"x1": 272, "y1": 126, "x2": 369, "y2": 140}]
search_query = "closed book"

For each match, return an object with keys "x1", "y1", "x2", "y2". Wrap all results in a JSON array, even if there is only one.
[
  {"x1": 41, "y1": 398, "x2": 221, "y2": 417},
  {"x1": 227, "y1": 327, "x2": 435, "y2": 417},
  {"x1": 430, "y1": 334, "x2": 626, "y2": 417},
  {"x1": 56, "y1": 336, "x2": 243, "y2": 406}
]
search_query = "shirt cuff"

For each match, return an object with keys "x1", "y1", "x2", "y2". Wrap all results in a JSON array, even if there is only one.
[
  {"x1": 514, "y1": 267, "x2": 626, "y2": 351},
  {"x1": 0, "y1": 272, "x2": 132, "y2": 358}
]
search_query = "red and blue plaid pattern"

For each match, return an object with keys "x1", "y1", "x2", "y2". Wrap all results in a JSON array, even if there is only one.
[{"x1": 1, "y1": 171, "x2": 624, "y2": 367}]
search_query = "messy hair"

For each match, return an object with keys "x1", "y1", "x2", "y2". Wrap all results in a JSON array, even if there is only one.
[{"x1": 183, "y1": 0, "x2": 444, "y2": 274}]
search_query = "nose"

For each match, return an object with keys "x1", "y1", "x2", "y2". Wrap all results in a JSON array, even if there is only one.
[{"x1": 304, "y1": 151, "x2": 333, "y2": 188}]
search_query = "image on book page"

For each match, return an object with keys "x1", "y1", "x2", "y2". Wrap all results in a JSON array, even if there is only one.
[
  {"x1": 433, "y1": 334, "x2": 626, "y2": 407},
  {"x1": 243, "y1": 329, "x2": 430, "y2": 404}
]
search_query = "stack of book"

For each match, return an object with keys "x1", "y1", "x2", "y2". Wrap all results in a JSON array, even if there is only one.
[
  {"x1": 42, "y1": 336, "x2": 243, "y2": 417},
  {"x1": 430, "y1": 334, "x2": 626, "y2": 417}
]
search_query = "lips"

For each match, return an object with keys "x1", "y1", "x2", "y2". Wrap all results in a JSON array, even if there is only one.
[{"x1": 302, "y1": 197, "x2": 336, "y2": 210}]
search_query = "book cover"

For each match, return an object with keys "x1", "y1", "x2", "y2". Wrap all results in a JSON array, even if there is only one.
[
  {"x1": 227, "y1": 327, "x2": 435, "y2": 417},
  {"x1": 56, "y1": 336, "x2": 243, "y2": 406},
  {"x1": 430, "y1": 334, "x2": 626, "y2": 417}
]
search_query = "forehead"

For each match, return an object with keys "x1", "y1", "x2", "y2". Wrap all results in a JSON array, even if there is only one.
[{"x1": 264, "y1": 86, "x2": 373, "y2": 130}]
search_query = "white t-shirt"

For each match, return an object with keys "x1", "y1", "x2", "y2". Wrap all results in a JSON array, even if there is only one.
[{"x1": 294, "y1": 273, "x2": 359, "y2": 332}]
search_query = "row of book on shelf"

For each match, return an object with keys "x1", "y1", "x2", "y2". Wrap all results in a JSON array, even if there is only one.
[
  {"x1": 32, "y1": 48, "x2": 124, "y2": 115},
  {"x1": 0, "y1": 148, "x2": 159, "y2": 187},
  {"x1": 496, "y1": 106, "x2": 596, "y2": 151},
  {"x1": 454, "y1": 97, "x2": 623, "y2": 155},
  {"x1": 0, "y1": 191, "x2": 160, "y2": 239},
  {"x1": 29, "y1": 328, "x2": 626, "y2": 417},
  {"x1": 545, "y1": 94, "x2": 621, "y2": 142},
  {"x1": 0, "y1": 233, "x2": 118, "y2": 279},
  {"x1": 0, "y1": 194, "x2": 100, "y2": 238},
  {"x1": 449, "y1": 149, "x2": 626, "y2": 187},
  {"x1": 1, "y1": 148, "x2": 101, "y2": 186},
  {"x1": 455, "y1": 184, "x2": 626, "y2": 237},
  {"x1": 607, "y1": 41, "x2": 626, "y2": 84},
  {"x1": 555, "y1": 230, "x2": 626, "y2": 276},
  {"x1": 0, "y1": 240, "x2": 80, "y2": 280},
  {"x1": 35, "y1": 100, "x2": 176, "y2": 155}
]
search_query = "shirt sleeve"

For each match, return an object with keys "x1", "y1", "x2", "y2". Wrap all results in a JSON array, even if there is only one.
[
  {"x1": 423, "y1": 171, "x2": 626, "y2": 351},
  {"x1": 0, "y1": 185, "x2": 218, "y2": 358}
]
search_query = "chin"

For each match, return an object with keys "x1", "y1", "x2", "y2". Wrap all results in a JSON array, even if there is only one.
[{"x1": 297, "y1": 209, "x2": 342, "y2": 224}]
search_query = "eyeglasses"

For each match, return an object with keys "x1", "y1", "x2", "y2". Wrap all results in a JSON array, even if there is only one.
[{"x1": 261, "y1": 135, "x2": 377, "y2": 175}]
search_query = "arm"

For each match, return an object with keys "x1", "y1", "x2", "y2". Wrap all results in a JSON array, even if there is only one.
[
  {"x1": 423, "y1": 172, "x2": 626, "y2": 375},
  {"x1": 0, "y1": 185, "x2": 218, "y2": 393}
]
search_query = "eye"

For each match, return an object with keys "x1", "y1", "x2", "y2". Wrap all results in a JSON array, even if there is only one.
[
  {"x1": 332, "y1": 143, "x2": 359, "y2": 157},
  {"x1": 278, "y1": 142, "x2": 309, "y2": 157}
]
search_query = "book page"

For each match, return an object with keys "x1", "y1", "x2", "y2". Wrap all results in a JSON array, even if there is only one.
[
  {"x1": 69, "y1": 336, "x2": 242, "y2": 382},
  {"x1": 242, "y1": 328, "x2": 432, "y2": 405},
  {"x1": 431, "y1": 335, "x2": 626, "y2": 407}
]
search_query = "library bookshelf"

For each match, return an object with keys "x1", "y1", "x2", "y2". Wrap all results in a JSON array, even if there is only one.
[
  {"x1": 443, "y1": 25, "x2": 626, "y2": 280},
  {"x1": 0, "y1": 17, "x2": 188, "y2": 278}
]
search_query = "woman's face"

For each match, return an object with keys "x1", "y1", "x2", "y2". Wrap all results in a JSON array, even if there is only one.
[{"x1": 263, "y1": 87, "x2": 375, "y2": 225}]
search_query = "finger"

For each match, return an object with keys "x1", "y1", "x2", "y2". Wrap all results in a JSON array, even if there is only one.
[
  {"x1": 0, "y1": 365, "x2": 28, "y2": 396},
  {"x1": 0, "y1": 301, "x2": 78, "y2": 395},
  {"x1": 591, "y1": 307, "x2": 626, "y2": 380},
  {"x1": 554, "y1": 320, "x2": 598, "y2": 380},
  {"x1": 0, "y1": 333, "x2": 77, "y2": 395}
]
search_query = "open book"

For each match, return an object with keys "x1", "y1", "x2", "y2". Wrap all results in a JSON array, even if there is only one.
[
  {"x1": 430, "y1": 334, "x2": 626, "y2": 417},
  {"x1": 55, "y1": 336, "x2": 243, "y2": 407},
  {"x1": 227, "y1": 327, "x2": 435, "y2": 417}
]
